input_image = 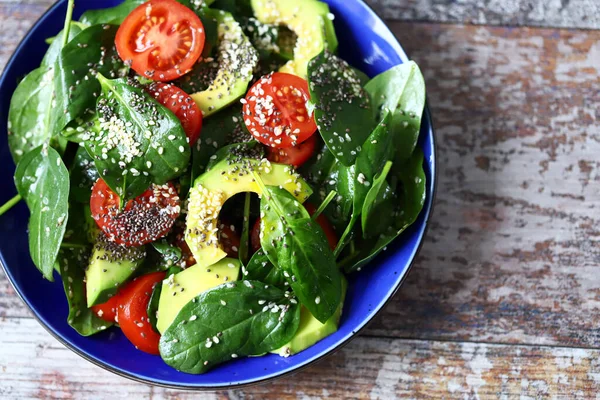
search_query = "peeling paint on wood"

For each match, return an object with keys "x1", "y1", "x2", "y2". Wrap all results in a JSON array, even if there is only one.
[{"x1": 2, "y1": 319, "x2": 600, "y2": 398}]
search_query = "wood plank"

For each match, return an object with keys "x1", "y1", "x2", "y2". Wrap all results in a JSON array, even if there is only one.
[
  {"x1": 1, "y1": 20, "x2": 600, "y2": 348},
  {"x1": 368, "y1": 0, "x2": 600, "y2": 30},
  {"x1": 1, "y1": 318, "x2": 600, "y2": 398}
]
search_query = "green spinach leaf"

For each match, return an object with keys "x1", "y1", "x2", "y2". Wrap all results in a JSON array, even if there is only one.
[
  {"x1": 79, "y1": 1, "x2": 145, "y2": 26},
  {"x1": 85, "y1": 76, "x2": 190, "y2": 200},
  {"x1": 41, "y1": 22, "x2": 86, "y2": 68},
  {"x1": 365, "y1": 61, "x2": 426, "y2": 161},
  {"x1": 159, "y1": 280, "x2": 300, "y2": 374},
  {"x1": 258, "y1": 184, "x2": 342, "y2": 323},
  {"x1": 344, "y1": 150, "x2": 426, "y2": 273},
  {"x1": 307, "y1": 51, "x2": 375, "y2": 166},
  {"x1": 244, "y1": 249, "x2": 285, "y2": 288},
  {"x1": 54, "y1": 24, "x2": 129, "y2": 134},
  {"x1": 361, "y1": 161, "x2": 394, "y2": 238},
  {"x1": 151, "y1": 240, "x2": 183, "y2": 267},
  {"x1": 70, "y1": 145, "x2": 99, "y2": 203},
  {"x1": 14, "y1": 145, "x2": 70, "y2": 281}
]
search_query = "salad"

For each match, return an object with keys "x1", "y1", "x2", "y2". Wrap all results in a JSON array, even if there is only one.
[{"x1": 1, "y1": 0, "x2": 427, "y2": 374}]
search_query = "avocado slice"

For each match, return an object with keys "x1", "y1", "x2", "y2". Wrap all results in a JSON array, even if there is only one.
[
  {"x1": 274, "y1": 277, "x2": 347, "y2": 357},
  {"x1": 185, "y1": 158, "x2": 312, "y2": 268},
  {"x1": 85, "y1": 234, "x2": 146, "y2": 307},
  {"x1": 156, "y1": 257, "x2": 241, "y2": 333},
  {"x1": 190, "y1": 11, "x2": 259, "y2": 117},
  {"x1": 250, "y1": 0, "x2": 338, "y2": 77}
]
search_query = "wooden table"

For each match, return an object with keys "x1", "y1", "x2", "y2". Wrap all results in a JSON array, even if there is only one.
[{"x1": 1, "y1": 1, "x2": 599, "y2": 398}]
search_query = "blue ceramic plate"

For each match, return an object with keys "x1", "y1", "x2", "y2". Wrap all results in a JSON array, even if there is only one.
[{"x1": 0, "y1": 0, "x2": 436, "y2": 389}]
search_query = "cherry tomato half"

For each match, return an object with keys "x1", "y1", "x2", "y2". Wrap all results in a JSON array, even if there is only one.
[
  {"x1": 219, "y1": 222, "x2": 241, "y2": 259},
  {"x1": 146, "y1": 82, "x2": 202, "y2": 145},
  {"x1": 91, "y1": 292, "x2": 121, "y2": 323},
  {"x1": 250, "y1": 203, "x2": 337, "y2": 253},
  {"x1": 117, "y1": 272, "x2": 165, "y2": 355},
  {"x1": 115, "y1": 0, "x2": 205, "y2": 81},
  {"x1": 266, "y1": 134, "x2": 317, "y2": 168},
  {"x1": 90, "y1": 179, "x2": 180, "y2": 247},
  {"x1": 243, "y1": 72, "x2": 317, "y2": 148}
]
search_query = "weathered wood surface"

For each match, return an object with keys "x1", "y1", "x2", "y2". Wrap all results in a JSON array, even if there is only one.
[
  {"x1": 2, "y1": 318, "x2": 600, "y2": 399},
  {"x1": 368, "y1": 0, "x2": 600, "y2": 30},
  {"x1": 0, "y1": 0, "x2": 599, "y2": 31},
  {"x1": 2, "y1": 0, "x2": 600, "y2": 398}
]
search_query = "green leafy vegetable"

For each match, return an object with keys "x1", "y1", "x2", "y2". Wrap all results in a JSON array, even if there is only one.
[
  {"x1": 361, "y1": 161, "x2": 394, "y2": 238},
  {"x1": 69, "y1": 146, "x2": 99, "y2": 203},
  {"x1": 257, "y1": 184, "x2": 342, "y2": 323},
  {"x1": 79, "y1": 1, "x2": 145, "y2": 26},
  {"x1": 244, "y1": 249, "x2": 285, "y2": 288},
  {"x1": 147, "y1": 280, "x2": 162, "y2": 333},
  {"x1": 151, "y1": 240, "x2": 183, "y2": 267},
  {"x1": 159, "y1": 281, "x2": 300, "y2": 374},
  {"x1": 343, "y1": 150, "x2": 426, "y2": 272},
  {"x1": 365, "y1": 61, "x2": 426, "y2": 161},
  {"x1": 84, "y1": 75, "x2": 190, "y2": 200},
  {"x1": 53, "y1": 24, "x2": 129, "y2": 134},
  {"x1": 307, "y1": 51, "x2": 375, "y2": 166},
  {"x1": 239, "y1": 193, "x2": 252, "y2": 265},
  {"x1": 41, "y1": 22, "x2": 86, "y2": 68},
  {"x1": 57, "y1": 203, "x2": 110, "y2": 336},
  {"x1": 14, "y1": 145, "x2": 70, "y2": 281}
]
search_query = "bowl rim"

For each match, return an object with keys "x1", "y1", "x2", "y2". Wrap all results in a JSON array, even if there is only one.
[{"x1": 0, "y1": 0, "x2": 438, "y2": 390}]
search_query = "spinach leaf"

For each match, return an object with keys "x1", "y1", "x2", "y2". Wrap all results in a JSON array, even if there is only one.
[
  {"x1": 307, "y1": 51, "x2": 375, "y2": 166},
  {"x1": 61, "y1": 113, "x2": 97, "y2": 144},
  {"x1": 365, "y1": 61, "x2": 426, "y2": 161},
  {"x1": 151, "y1": 240, "x2": 183, "y2": 267},
  {"x1": 159, "y1": 281, "x2": 300, "y2": 374},
  {"x1": 70, "y1": 145, "x2": 99, "y2": 203},
  {"x1": 244, "y1": 249, "x2": 285, "y2": 288},
  {"x1": 147, "y1": 280, "x2": 162, "y2": 333},
  {"x1": 79, "y1": 1, "x2": 145, "y2": 26},
  {"x1": 211, "y1": 0, "x2": 253, "y2": 18},
  {"x1": 239, "y1": 193, "x2": 252, "y2": 265},
  {"x1": 190, "y1": 105, "x2": 246, "y2": 181},
  {"x1": 344, "y1": 150, "x2": 426, "y2": 273},
  {"x1": 85, "y1": 76, "x2": 190, "y2": 200},
  {"x1": 7, "y1": 67, "x2": 55, "y2": 163},
  {"x1": 41, "y1": 22, "x2": 86, "y2": 68},
  {"x1": 14, "y1": 145, "x2": 70, "y2": 281},
  {"x1": 258, "y1": 185, "x2": 342, "y2": 323},
  {"x1": 54, "y1": 24, "x2": 129, "y2": 134},
  {"x1": 361, "y1": 161, "x2": 394, "y2": 238},
  {"x1": 58, "y1": 203, "x2": 111, "y2": 336}
]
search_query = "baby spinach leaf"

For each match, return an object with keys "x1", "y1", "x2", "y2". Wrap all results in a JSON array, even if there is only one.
[
  {"x1": 258, "y1": 185, "x2": 342, "y2": 323},
  {"x1": 57, "y1": 203, "x2": 111, "y2": 336},
  {"x1": 151, "y1": 240, "x2": 183, "y2": 267},
  {"x1": 344, "y1": 150, "x2": 426, "y2": 273},
  {"x1": 41, "y1": 22, "x2": 86, "y2": 68},
  {"x1": 70, "y1": 146, "x2": 99, "y2": 203},
  {"x1": 54, "y1": 24, "x2": 129, "y2": 134},
  {"x1": 361, "y1": 161, "x2": 394, "y2": 238},
  {"x1": 159, "y1": 280, "x2": 300, "y2": 374},
  {"x1": 190, "y1": 105, "x2": 246, "y2": 181},
  {"x1": 245, "y1": 249, "x2": 285, "y2": 288},
  {"x1": 307, "y1": 51, "x2": 375, "y2": 166},
  {"x1": 85, "y1": 76, "x2": 190, "y2": 200},
  {"x1": 79, "y1": 1, "x2": 145, "y2": 26},
  {"x1": 365, "y1": 61, "x2": 426, "y2": 161},
  {"x1": 7, "y1": 67, "x2": 55, "y2": 163},
  {"x1": 14, "y1": 145, "x2": 69, "y2": 281},
  {"x1": 147, "y1": 281, "x2": 162, "y2": 333}
]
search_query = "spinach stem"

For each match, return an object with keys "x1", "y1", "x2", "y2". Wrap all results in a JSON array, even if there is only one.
[
  {"x1": 333, "y1": 216, "x2": 355, "y2": 258},
  {"x1": 239, "y1": 192, "x2": 252, "y2": 264},
  {"x1": 60, "y1": 242, "x2": 88, "y2": 249},
  {"x1": 311, "y1": 190, "x2": 336, "y2": 221},
  {"x1": 61, "y1": 0, "x2": 76, "y2": 48},
  {"x1": 0, "y1": 194, "x2": 22, "y2": 217}
]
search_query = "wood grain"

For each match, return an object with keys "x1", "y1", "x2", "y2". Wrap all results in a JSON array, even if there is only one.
[
  {"x1": 2, "y1": 318, "x2": 600, "y2": 399},
  {"x1": 368, "y1": 0, "x2": 600, "y2": 30}
]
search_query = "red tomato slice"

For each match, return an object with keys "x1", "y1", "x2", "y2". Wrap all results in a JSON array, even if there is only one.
[
  {"x1": 266, "y1": 134, "x2": 317, "y2": 168},
  {"x1": 250, "y1": 203, "x2": 337, "y2": 253},
  {"x1": 117, "y1": 272, "x2": 165, "y2": 355},
  {"x1": 219, "y1": 222, "x2": 241, "y2": 258},
  {"x1": 146, "y1": 82, "x2": 202, "y2": 145},
  {"x1": 90, "y1": 179, "x2": 180, "y2": 247},
  {"x1": 243, "y1": 72, "x2": 317, "y2": 148},
  {"x1": 91, "y1": 293, "x2": 122, "y2": 323},
  {"x1": 115, "y1": 0, "x2": 205, "y2": 81},
  {"x1": 250, "y1": 218, "x2": 261, "y2": 254}
]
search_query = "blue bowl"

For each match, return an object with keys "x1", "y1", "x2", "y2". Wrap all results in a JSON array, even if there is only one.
[{"x1": 0, "y1": 0, "x2": 436, "y2": 389}]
